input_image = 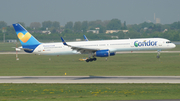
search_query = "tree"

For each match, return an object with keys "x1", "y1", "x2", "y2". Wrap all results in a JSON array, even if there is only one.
[
  {"x1": 103, "y1": 20, "x2": 110, "y2": 27},
  {"x1": 30, "y1": 22, "x2": 41, "y2": 29},
  {"x1": 99, "y1": 26, "x2": 106, "y2": 33},
  {"x1": 88, "y1": 20, "x2": 103, "y2": 28},
  {"x1": 123, "y1": 21, "x2": 127, "y2": 30},
  {"x1": 126, "y1": 30, "x2": 140, "y2": 38},
  {"x1": 52, "y1": 21, "x2": 60, "y2": 28},
  {"x1": 140, "y1": 22, "x2": 154, "y2": 28},
  {"x1": 170, "y1": 21, "x2": 180, "y2": 29},
  {"x1": 118, "y1": 32, "x2": 125, "y2": 39},
  {"x1": 64, "y1": 29, "x2": 73, "y2": 33},
  {"x1": 74, "y1": 21, "x2": 82, "y2": 32},
  {"x1": 0, "y1": 21, "x2": 7, "y2": 29},
  {"x1": 42, "y1": 21, "x2": 52, "y2": 29},
  {"x1": 107, "y1": 19, "x2": 121, "y2": 30},
  {"x1": 81, "y1": 21, "x2": 88, "y2": 32},
  {"x1": 65, "y1": 21, "x2": 73, "y2": 30}
]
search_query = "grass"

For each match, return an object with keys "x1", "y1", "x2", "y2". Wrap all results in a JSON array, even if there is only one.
[
  {"x1": 0, "y1": 43, "x2": 180, "y2": 101},
  {"x1": 0, "y1": 84, "x2": 180, "y2": 101},
  {"x1": 0, "y1": 42, "x2": 21, "y2": 52},
  {"x1": 0, "y1": 53, "x2": 180, "y2": 76}
]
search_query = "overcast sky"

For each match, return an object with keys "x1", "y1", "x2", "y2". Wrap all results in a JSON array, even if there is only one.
[{"x1": 1, "y1": 0, "x2": 180, "y2": 26}]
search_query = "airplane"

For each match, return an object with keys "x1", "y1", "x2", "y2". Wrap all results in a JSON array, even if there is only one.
[{"x1": 12, "y1": 23, "x2": 176, "y2": 62}]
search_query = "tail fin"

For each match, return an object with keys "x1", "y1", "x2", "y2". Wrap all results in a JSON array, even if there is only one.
[
  {"x1": 12, "y1": 23, "x2": 41, "y2": 53},
  {"x1": 12, "y1": 23, "x2": 40, "y2": 46}
]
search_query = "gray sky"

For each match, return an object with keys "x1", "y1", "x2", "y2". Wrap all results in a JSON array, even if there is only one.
[{"x1": 1, "y1": 0, "x2": 180, "y2": 26}]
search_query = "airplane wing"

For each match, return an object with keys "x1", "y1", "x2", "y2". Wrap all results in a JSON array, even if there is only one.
[
  {"x1": 70, "y1": 46, "x2": 99, "y2": 52},
  {"x1": 61, "y1": 37, "x2": 100, "y2": 53}
]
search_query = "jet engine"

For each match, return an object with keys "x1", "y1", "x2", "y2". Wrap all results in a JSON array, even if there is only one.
[{"x1": 95, "y1": 50, "x2": 116, "y2": 57}]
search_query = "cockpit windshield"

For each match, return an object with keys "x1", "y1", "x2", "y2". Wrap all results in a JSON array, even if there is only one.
[{"x1": 166, "y1": 41, "x2": 171, "y2": 43}]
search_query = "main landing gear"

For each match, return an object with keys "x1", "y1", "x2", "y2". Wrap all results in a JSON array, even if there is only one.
[
  {"x1": 86, "y1": 58, "x2": 97, "y2": 62},
  {"x1": 85, "y1": 53, "x2": 97, "y2": 62}
]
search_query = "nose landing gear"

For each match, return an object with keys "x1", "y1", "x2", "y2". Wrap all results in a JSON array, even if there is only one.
[{"x1": 157, "y1": 50, "x2": 161, "y2": 59}]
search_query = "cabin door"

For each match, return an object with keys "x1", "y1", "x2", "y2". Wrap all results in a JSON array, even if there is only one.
[{"x1": 158, "y1": 41, "x2": 162, "y2": 46}]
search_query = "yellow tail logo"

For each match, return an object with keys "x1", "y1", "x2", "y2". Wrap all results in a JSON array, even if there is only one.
[{"x1": 18, "y1": 32, "x2": 31, "y2": 43}]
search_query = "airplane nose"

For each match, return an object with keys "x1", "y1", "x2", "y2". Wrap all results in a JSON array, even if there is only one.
[{"x1": 173, "y1": 44, "x2": 176, "y2": 48}]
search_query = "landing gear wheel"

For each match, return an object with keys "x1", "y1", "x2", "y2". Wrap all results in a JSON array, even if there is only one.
[
  {"x1": 86, "y1": 58, "x2": 97, "y2": 62},
  {"x1": 93, "y1": 58, "x2": 97, "y2": 61},
  {"x1": 89, "y1": 58, "x2": 93, "y2": 62},
  {"x1": 86, "y1": 59, "x2": 89, "y2": 62}
]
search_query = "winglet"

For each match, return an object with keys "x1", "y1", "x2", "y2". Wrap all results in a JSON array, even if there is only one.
[
  {"x1": 83, "y1": 35, "x2": 88, "y2": 41},
  {"x1": 61, "y1": 37, "x2": 68, "y2": 45}
]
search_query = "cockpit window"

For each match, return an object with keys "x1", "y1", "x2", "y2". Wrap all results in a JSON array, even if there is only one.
[{"x1": 166, "y1": 41, "x2": 171, "y2": 43}]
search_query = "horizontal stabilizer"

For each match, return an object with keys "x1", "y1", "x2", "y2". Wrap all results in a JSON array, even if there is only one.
[{"x1": 12, "y1": 46, "x2": 33, "y2": 51}]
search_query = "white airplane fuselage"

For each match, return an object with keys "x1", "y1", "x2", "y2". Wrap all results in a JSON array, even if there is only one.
[{"x1": 33, "y1": 38, "x2": 176, "y2": 55}]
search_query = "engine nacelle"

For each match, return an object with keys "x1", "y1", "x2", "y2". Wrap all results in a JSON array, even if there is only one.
[
  {"x1": 95, "y1": 50, "x2": 116, "y2": 57},
  {"x1": 95, "y1": 50, "x2": 109, "y2": 57}
]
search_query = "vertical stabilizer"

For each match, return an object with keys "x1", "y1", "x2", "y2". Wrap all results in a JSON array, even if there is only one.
[{"x1": 12, "y1": 23, "x2": 41, "y2": 53}]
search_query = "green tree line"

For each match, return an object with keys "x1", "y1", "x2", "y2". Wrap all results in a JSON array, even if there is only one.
[{"x1": 0, "y1": 20, "x2": 180, "y2": 42}]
